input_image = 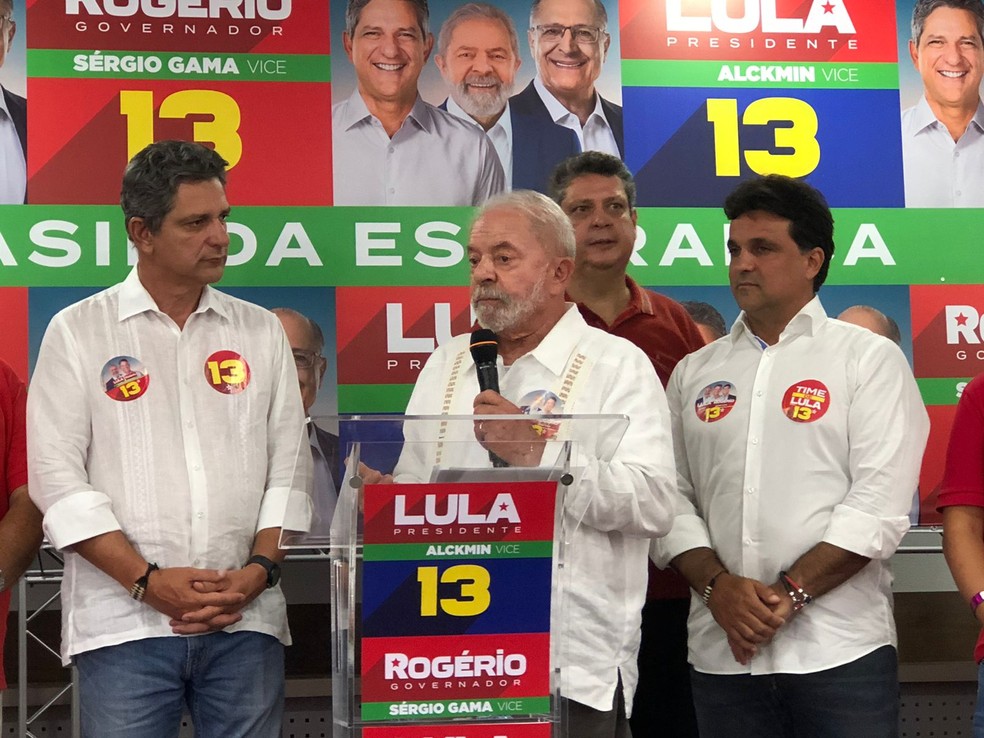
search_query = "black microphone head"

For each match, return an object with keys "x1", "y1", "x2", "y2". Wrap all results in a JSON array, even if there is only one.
[{"x1": 470, "y1": 329, "x2": 499, "y2": 365}]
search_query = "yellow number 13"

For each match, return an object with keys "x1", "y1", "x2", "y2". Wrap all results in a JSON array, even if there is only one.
[
  {"x1": 120, "y1": 90, "x2": 243, "y2": 167},
  {"x1": 706, "y1": 97, "x2": 820, "y2": 178}
]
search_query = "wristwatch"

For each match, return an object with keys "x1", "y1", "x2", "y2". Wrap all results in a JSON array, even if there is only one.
[{"x1": 245, "y1": 555, "x2": 281, "y2": 589}]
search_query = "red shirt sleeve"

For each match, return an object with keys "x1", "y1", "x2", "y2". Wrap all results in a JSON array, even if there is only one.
[{"x1": 939, "y1": 374, "x2": 984, "y2": 510}]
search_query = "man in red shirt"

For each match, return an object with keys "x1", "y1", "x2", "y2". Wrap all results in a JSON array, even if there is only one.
[
  {"x1": 550, "y1": 151, "x2": 705, "y2": 736},
  {"x1": 0, "y1": 358, "x2": 43, "y2": 727}
]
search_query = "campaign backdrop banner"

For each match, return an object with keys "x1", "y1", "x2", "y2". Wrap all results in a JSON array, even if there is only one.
[{"x1": 1, "y1": 0, "x2": 978, "y2": 524}]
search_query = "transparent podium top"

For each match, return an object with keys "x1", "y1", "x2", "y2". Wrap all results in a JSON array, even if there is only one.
[{"x1": 280, "y1": 413, "x2": 630, "y2": 549}]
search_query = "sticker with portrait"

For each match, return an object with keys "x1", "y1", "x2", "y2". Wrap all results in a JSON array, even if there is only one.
[{"x1": 102, "y1": 355, "x2": 149, "y2": 402}]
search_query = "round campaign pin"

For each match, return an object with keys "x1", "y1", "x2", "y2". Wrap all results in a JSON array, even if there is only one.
[
  {"x1": 204, "y1": 350, "x2": 251, "y2": 395},
  {"x1": 102, "y1": 356, "x2": 150, "y2": 402},
  {"x1": 518, "y1": 390, "x2": 563, "y2": 439},
  {"x1": 694, "y1": 381, "x2": 737, "y2": 423},
  {"x1": 781, "y1": 379, "x2": 830, "y2": 423}
]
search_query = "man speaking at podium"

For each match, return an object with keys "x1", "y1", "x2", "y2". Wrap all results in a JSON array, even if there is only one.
[
  {"x1": 392, "y1": 190, "x2": 677, "y2": 737},
  {"x1": 27, "y1": 141, "x2": 307, "y2": 737}
]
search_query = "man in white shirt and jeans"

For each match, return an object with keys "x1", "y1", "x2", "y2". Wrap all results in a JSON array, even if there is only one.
[
  {"x1": 27, "y1": 140, "x2": 308, "y2": 737},
  {"x1": 652, "y1": 175, "x2": 929, "y2": 737}
]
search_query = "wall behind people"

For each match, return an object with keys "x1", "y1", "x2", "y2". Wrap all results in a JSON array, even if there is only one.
[{"x1": 0, "y1": 0, "x2": 975, "y2": 525}]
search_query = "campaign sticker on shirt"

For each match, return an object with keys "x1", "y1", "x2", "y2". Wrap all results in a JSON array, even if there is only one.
[
  {"x1": 102, "y1": 356, "x2": 149, "y2": 402},
  {"x1": 781, "y1": 380, "x2": 830, "y2": 423},
  {"x1": 694, "y1": 381, "x2": 737, "y2": 423},
  {"x1": 204, "y1": 351, "x2": 251, "y2": 395},
  {"x1": 518, "y1": 390, "x2": 563, "y2": 439}
]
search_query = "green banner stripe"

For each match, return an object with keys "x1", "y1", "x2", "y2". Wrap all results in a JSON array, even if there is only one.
[
  {"x1": 28, "y1": 49, "x2": 330, "y2": 82},
  {"x1": 2, "y1": 205, "x2": 984, "y2": 287},
  {"x1": 361, "y1": 696, "x2": 551, "y2": 721},
  {"x1": 364, "y1": 541, "x2": 554, "y2": 561},
  {"x1": 622, "y1": 60, "x2": 898, "y2": 90},
  {"x1": 917, "y1": 378, "x2": 971, "y2": 406},
  {"x1": 338, "y1": 384, "x2": 413, "y2": 413}
]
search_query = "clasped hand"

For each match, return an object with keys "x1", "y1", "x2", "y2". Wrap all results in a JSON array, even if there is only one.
[
  {"x1": 143, "y1": 565, "x2": 267, "y2": 635},
  {"x1": 707, "y1": 573, "x2": 794, "y2": 665}
]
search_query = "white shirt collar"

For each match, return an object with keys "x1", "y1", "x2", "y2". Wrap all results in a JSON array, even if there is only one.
[
  {"x1": 117, "y1": 267, "x2": 229, "y2": 323},
  {"x1": 731, "y1": 295, "x2": 827, "y2": 347},
  {"x1": 533, "y1": 75, "x2": 608, "y2": 127}
]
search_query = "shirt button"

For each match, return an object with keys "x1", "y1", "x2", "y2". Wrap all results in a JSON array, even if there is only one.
[
  {"x1": 744, "y1": 538, "x2": 752, "y2": 546},
  {"x1": 756, "y1": 390, "x2": 763, "y2": 397},
  {"x1": 751, "y1": 437, "x2": 759, "y2": 445},
  {"x1": 746, "y1": 486, "x2": 755, "y2": 495},
  {"x1": 197, "y1": 512, "x2": 205, "y2": 519},
  {"x1": 193, "y1": 558, "x2": 201, "y2": 565},
  {"x1": 388, "y1": 146, "x2": 395, "y2": 154},
  {"x1": 193, "y1": 464, "x2": 201, "y2": 471},
  {"x1": 186, "y1": 421, "x2": 193, "y2": 428},
  {"x1": 388, "y1": 187, "x2": 395, "y2": 194}
]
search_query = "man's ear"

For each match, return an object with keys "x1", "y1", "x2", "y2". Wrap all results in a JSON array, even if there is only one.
[{"x1": 127, "y1": 217, "x2": 154, "y2": 255}]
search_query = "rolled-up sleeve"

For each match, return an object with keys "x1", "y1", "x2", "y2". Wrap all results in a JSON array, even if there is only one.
[
  {"x1": 821, "y1": 341, "x2": 929, "y2": 559},
  {"x1": 27, "y1": 313, "x2": 122, "y2": 550}
]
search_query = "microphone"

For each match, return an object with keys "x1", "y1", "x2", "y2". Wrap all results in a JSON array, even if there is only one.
[
  {"x1": 469, "y1": 329, "x2": 508, "y2": 468},
  {"x1": 469, "y1": 329, "x2": 500, "y2": 394}
]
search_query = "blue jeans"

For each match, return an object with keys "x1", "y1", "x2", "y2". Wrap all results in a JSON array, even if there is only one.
[
  {"x1": 75, "y1": 631, "x2": 284, "y2": 738},
  {"x1": 690, "y1": 645, "x2": 900, "y2": 738},
  {"x1": 973, "y1": 660, "x2": 984, "y2": 737}
]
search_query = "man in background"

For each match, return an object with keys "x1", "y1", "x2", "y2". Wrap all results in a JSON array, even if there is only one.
[
  {"x1": 435, "y1": 2, "x2": 578, "y2": 192},
  {"x1": 512, "y1": 0, "x2": 623, "y2": 158},
  {"x1": 838, "y1": 304, "x2": 903, "y2": 346},
  {"x1": 333, "y1": 0, "x2": 504, "y2": 205},
  {"x1": 902, "y1": 0, "x2": 984, "y2": 207},
  {"x1": 681, "y1": 300, "x2": 728, "y2": 344},
  {"x1": 0, "y1": 358, "x2": 43, "y2": 730},
  {"x1": 653, "y1": 175, "x2": 929, "y2": 737},
  {"x1": 0, "y1": 0, "x2": 26, "y2": 204},
  {"x1": 274, "y1": 308, "x2": 341, "y2": 528},
  {"x1": 550, "y1": 151, "x2": 704, "y2": 736}
]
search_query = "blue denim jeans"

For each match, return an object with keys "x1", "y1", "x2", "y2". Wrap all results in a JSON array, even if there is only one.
[
  {"x1": 973, "y1": 660, "x2": 984, "y2": 738},
  {"x1": 690, "y1": 645, "x2": 900, "y2": 738},
  {"x1": 75, "y1": 631, "x2": 284, "y2": 738}
]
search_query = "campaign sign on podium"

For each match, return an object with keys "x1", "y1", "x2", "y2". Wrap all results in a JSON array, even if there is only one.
[{"x1": 280, "y1": 414, "x2": 632, "y2": 738}]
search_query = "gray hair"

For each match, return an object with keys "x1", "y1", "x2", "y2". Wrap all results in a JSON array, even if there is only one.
[
  {"x1": 911, "y1": 0, "x2": 984, "y2": 44},
  {"x1": 549, "y1": 151, "x2": 637, "y2": 210},
  {"x1": 477, "y1": 190, "x2": 576, "y2": 258},
  {"x1": 530, "y1": 0, "x2": 607, "y2": 30},
  {"x1": 438, "y1": 3, "x2": 519, "y2": 58},
  {"x1": 121, "y1": 140, "x2": 227, "y2": 234},
  {"x1": 346, "y1": 0, "x2": 429, "y2": 36},
  {"x1": 271, "y1": 307, "x2": 326, "y2": 352}
]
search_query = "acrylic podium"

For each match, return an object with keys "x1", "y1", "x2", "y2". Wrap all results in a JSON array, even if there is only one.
[{"x1": 280, "y1": 413, "x2": 631, "y2": 738}]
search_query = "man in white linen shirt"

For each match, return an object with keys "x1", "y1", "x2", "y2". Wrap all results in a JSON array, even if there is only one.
[
  {"x1": 27, "y1": 140, "x2": 309, "y2": 737},
  {"x1": 511, "y1": 0, "x2": 623, "y2": 158},
  {"x1": 434, "y1": 2, "x2": 578, "y2": 193},
  {"x1": 902, "y1": 0, "x2": 984, "y2": 207},
  {"x1": 332, "y1": 0, "x2": 504, "y2": 206},
  {"x1": 652, "y1": 175, "x2": 929, "y2": 738},
  {"x1": 383, "y1": 190, "x2": 676, "y2": 738}
]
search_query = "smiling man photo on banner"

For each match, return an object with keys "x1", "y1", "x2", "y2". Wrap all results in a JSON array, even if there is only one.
[
  {"x1": 651, "y1": 175, "x2": 929, "y2": 738},
  {"x1": 512, "y1": 0, "x2": 623, "y2": 158},
  {"x1": 333, "y1": 0, "x2": 505, "y2": 206},
  {"x1": 435, "y1": 2, "x2": 578, "y2": 193},
  {"x1": 0, "y1": 0, "x2": 26, "y2": 204},
  {"x1": 902, "y1": 0, "x2": 984, "y2": 207},
  {"x1": 27, "y1": 140, "x2": 309, "y2": 737},
  {"x1": 386, "y1": 189, "x2": 677, "y2": 737}
]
